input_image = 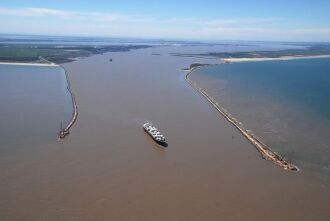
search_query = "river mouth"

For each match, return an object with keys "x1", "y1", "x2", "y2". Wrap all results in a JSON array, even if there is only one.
[
  {"x1": 1, "y1": 46, "x2": 330, "y2": 220},
  {"x1": 0, "y1": 64, "x2": 73, "y2": 148}
]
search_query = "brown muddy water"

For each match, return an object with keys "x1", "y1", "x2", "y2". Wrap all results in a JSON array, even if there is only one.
[
  {"x1": 0, "y1": 64, "x2": 72, "y2": 148},
  {"x1": 0, "y1": 46, "x2": 329, "y2": 221}
]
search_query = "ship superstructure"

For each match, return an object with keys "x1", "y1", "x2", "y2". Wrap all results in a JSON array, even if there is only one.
[{"x1": 143, "y1": 122, "x2": 166, "y2": 143}]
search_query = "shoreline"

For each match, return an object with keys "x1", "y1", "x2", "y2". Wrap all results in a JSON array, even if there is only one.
[
  {"x1": 0, "y1": 61, "x2": 58, "y2": 67},
  {"x1": 185, "y1": 65, "x2": 299, "y2": 172},
  {"x1": 222, "y1": 54, "x2": 330, "y2": 63}
]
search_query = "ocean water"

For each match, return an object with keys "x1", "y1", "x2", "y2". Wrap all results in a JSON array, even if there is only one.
[
  {"x1": 192, "y1": 58, "x2": 330, "y2": 177},
  {"x1": 0, "y1": 64, "x2": 72, "y2": 149}
]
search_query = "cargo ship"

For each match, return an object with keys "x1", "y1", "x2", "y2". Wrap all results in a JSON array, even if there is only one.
[{"x1": 143, "y1": 122, "x2": 166, "y2": 144}]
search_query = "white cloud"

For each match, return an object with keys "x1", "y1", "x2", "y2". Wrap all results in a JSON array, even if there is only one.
[
  {"x1": 0, "y1": 7, "x2": 72, "y2": 17},
  {"x1": 0, "y1": 7, "x2": 282, "y2": 25},
  {"x1": 24, "y1": 8, "x2": 72, "y2": 17},
  {"x1": 0, "y1": 7, "x2": 329, "y2": 41},
  {"x1": 0, "y1": 7, "x2": 126, "y2": 22}
]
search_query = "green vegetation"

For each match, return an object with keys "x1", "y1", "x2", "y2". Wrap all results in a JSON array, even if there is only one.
[
  {"x1": 204, "y1": 44, "x2": 330, "y2": 59},
  {"x1": 189, "y1": 63, "x2": 209, "y2": 69},
  {"x1": 0, "y1": 44, "x2": 150, "y2": 63},
  {"x1": 171, "y1": 44, "x2": 330, "y2": 59}
]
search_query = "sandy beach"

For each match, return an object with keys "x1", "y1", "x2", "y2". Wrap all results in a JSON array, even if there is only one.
[
  {"x1": 0, "y1": 61, "x2": 58, "y2": 66},
  {"x1": 0, "y1": 46, "x2": 329, "y2": 221},
  {"x1": 223, "y1": 54, "x2": 330, "y2": 63}
]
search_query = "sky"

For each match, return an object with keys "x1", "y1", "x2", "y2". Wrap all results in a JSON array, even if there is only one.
[{"x1": 0, "y1": 0, "x2": 329, "y2": 42}]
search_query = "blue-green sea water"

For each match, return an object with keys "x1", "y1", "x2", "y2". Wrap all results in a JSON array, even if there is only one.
[{"x1": 192, "y1": 58, "x2": 330, "y2": 176}]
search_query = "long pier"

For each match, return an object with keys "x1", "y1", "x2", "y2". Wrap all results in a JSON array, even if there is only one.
[
  {"x1": 185, "y1": 66, "x2": 299, "y2": 172},
  {"x1": 58, "y1": 67, "x2": 78, "y2": 140}
]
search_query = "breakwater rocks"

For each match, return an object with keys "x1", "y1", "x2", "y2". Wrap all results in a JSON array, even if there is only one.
[{"x1": 58, "y1": 67, "x2": 78, "y2": 140}]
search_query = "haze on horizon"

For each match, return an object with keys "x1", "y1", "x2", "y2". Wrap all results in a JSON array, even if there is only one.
[{"x1": 0, "y1": 0, "x2": 330, "y2": 42}]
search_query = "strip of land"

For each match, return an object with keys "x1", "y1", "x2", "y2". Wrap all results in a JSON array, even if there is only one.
[
  {"x1": 0, "y1": 44, "x2": 151, "y2": 63},
  {"x1": 171, "y1": 43, "x2": 330, "y2": 62},
  {"x1": 0, "y1": 61, "x2": 58, "y2": 66},
  {"x1": 58, "y1": 67, "x2": 78, "y2": 140},
  {"x1": 223, "y1": 54, "x2": 330, "y2": 63}
]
